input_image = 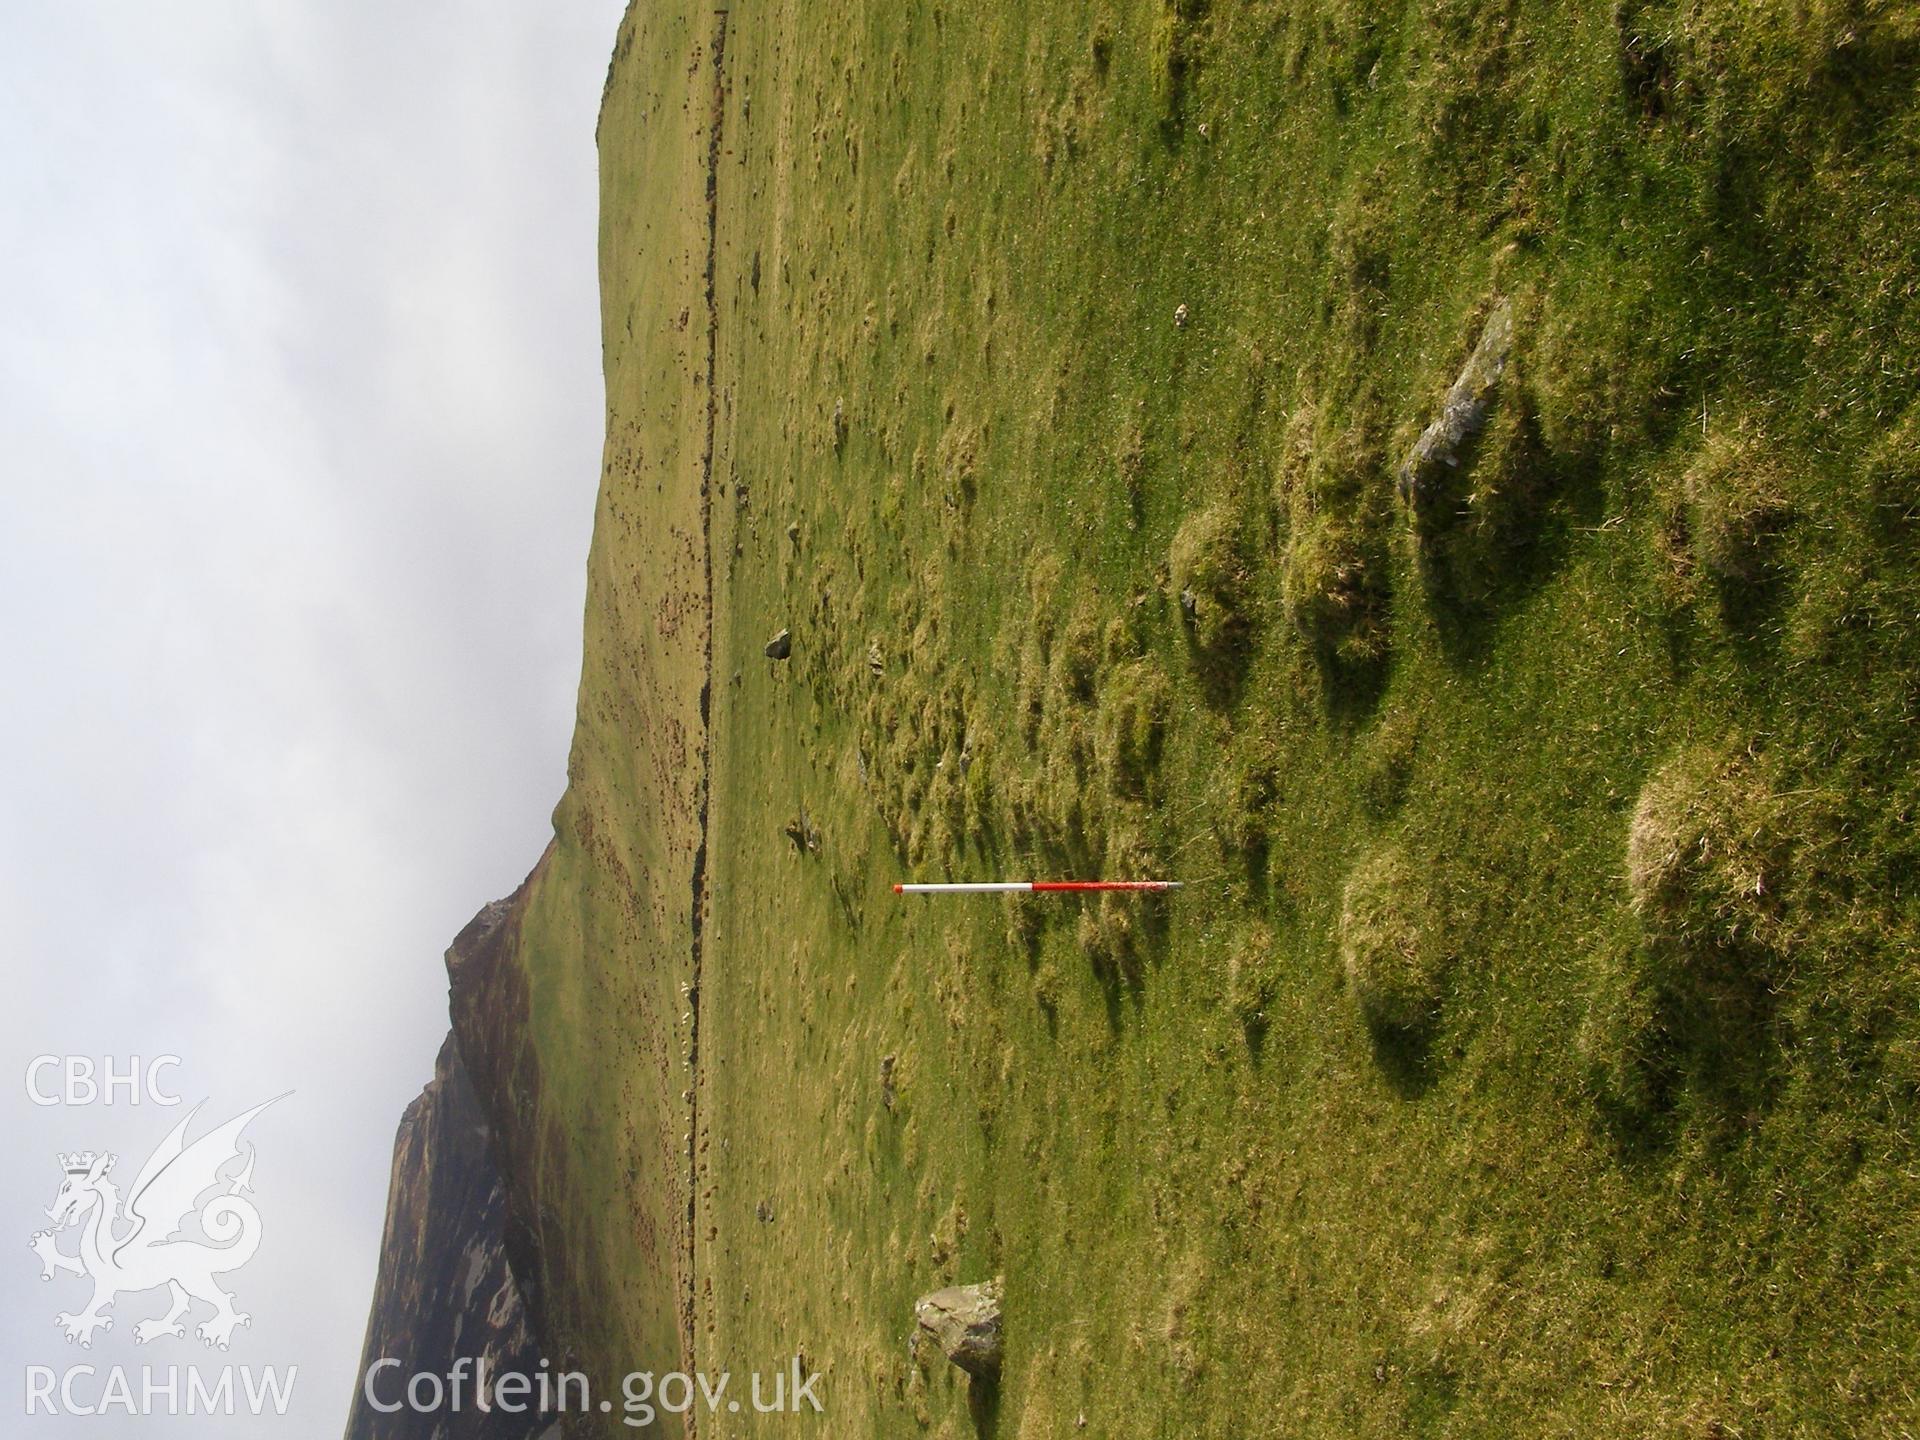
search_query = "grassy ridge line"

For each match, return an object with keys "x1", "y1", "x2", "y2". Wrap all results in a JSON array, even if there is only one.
[
  {"x1": 667, "y1": 2, "x2": 1920, "y2": 1437},
  {"x1": 465, "y1": 4, "x2": 721, "y2": 1430}
]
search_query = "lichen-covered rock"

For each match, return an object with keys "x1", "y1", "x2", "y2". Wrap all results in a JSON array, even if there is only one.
[
  {"x1": 1396, "y1": 298, "x2": 1515, "y2": 506},
  {"x1": 914, "y1": 1277, "x2": 1003, "y2": 1379}
]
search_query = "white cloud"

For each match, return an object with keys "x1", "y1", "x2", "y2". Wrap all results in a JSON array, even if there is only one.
[{"x1": 0, "y1": 2, "x2": 626, "y2": 1431}]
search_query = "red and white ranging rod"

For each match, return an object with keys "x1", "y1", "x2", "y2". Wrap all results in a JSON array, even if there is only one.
[{"x1": 892, "y1": 880, "x2": 1181, "y2": 895}]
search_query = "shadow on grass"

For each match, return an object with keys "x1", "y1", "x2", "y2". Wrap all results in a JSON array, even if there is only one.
[
  {"x1": 1715, "y1": 564, "x2": 1794, "y2": 661},
  {"x1": 1241, "y1": 834, "x2": 1272, "y2": 905},
  {"x1": 1657, "y1": 598, "x2": 1700, "y2": 680},
  {"x1": 966, "y1": 1375, "x2": 1001, "y2": 1438},
  {"x1": 1666, "y1": 982, "x2": 1784, "y2": 1131},
  {"x1": 1422, "y1": 449, "x2": 1608, "y2": 671},
  {"x1": 1365, "y1": 1019, "x2": 1439, "y2": 1099},
  {"x1": 1241, "y1": 1014, "x2": 1271, "y2": 1063},
  {"x1": 1591, "y1": 946, "x2": 1787, "y2": 1158},
  {"x1": 1094, "y1": 945, "x2": 1151, "y2": 1033},
  {"x1": 1094, "y1": 891, "x2": 1171, "y2": 1032},
  {"x1": 1317, "y1": 648, "x2": 1391, "y2": 729},
  {"x1": 1181, "y1": 625, "x2": 1254, "y2": 711}
]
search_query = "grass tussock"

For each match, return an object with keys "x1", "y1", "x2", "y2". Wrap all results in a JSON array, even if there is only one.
[
  {"x1": 1096, "y1": 660, "x2": 1172, "y2": 797},
  {"x1": 1276, "y1": 404, "x2": 1392, "y2": 667},
  {"x1": 1626, "y1": 739, "x2": 1789, "y2": 959},
  {"x1": 1861, "y1": 402, "x2": 1920, "y2": 540},
  {"x1": 1527, "y1": 297, "x2": 1656, "y2": 465},
  {"x1": 1221, "y1": 753, "x2": 1278, "y2": 866},
  {"x1": 1600, "y1": 738, "x2": 1844, "y2": 1129},
  {"x1": 1149, "y1": 0, "x2": 1210, "y2": 126},
  {"x1": 1357, "y1": 707, "x2": 1420, "y2": 818},
  {"x1": 1575, "y1": 940, "x2": 1672, "y2": 1137},
  {"x1": 1078, "y1": 820, "x2": 1168, "y2": 987},
  {"x1": 1168, "y1": 500, "x2": 1255, "y2": 673},
  {"x1": 1226, "y1": 922, "x2": 1282, "y2": 1037},
  {"x1": 1004, "y1": 889, "x2": 1045, "y2": 958},
  {"x1": 1339, "y1": 843, "x2": 1446, "y2": 1037},
  {"x1": 1675, "y1": 417, "x2": 1796, "y2": 593},
  {"x1": 1055, "y1": 599, "x2": 1103, "y2": 704},
  {"x1": 1104, "y1": 602, "x2": 1151, "y2": 664}
]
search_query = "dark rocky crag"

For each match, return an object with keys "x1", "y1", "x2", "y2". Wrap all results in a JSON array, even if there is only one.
[{"x1": 343, "y1": 1021, "x2": 551, "y2": 1440}]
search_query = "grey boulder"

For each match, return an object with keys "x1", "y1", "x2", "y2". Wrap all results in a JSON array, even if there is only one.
[
  {"x1": 914, "y1": 1277, "x2": 1003, "y2": 1380},
  {"x1": 1396, "y1": 297, "x2": 1514, "y2": 506}
]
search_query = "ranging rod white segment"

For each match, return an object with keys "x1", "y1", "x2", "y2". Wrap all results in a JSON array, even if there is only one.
[{"x1": 892, "y1": 881, "x2": 1182, "y2": 894}]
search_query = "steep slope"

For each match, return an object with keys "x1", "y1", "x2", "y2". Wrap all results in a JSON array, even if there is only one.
[{"x1": 344, "y1": 1031, "x2": 545, "y2": 1440}]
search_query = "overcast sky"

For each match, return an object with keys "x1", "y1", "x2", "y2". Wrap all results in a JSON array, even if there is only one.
[{"x1": 2, "y1": 3, "x2": 624, "y2": 1431}]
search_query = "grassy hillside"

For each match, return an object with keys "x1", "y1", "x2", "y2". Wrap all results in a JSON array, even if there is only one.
[
  {"x1": 504, "y1": 1, "x2": 1920, "y2": 1435},
  {"x1": 479, "y1": 1, "x2": 721, "y2": 1399}
]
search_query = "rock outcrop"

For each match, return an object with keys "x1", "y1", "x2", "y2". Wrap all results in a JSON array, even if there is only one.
[
  {"x1": 914, "y1": 1278, "x2": 1004, "y2": 1380},
  {"x1": 1395, "y1": 297, "x2": 1515, "y2": 507},
  {"x1": 343, "y1": 1030, "x2": 548, "y2": 1440}
]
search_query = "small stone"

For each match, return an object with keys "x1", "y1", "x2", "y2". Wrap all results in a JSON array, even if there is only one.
[
  {"x1": 914, "y1": 1277, "x2": 1003, "y2": 1380},
  {"x1": 764, "y1": 628, "x2": 792, "y2": 660},
  {"x1": 786, "y1": 520, "x2": 801, "y2": 543},
  {"x1": 1173, "y1": 302, "x2": 1190, "y2": 329},
  {"x1": 783, "y1": 811, "x2": 820, "y2": 853}
]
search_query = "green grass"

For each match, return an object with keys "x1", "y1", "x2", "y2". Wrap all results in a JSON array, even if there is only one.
[{"x1": 497, "y1": 1, "x2": 1920, "y2": 1434}]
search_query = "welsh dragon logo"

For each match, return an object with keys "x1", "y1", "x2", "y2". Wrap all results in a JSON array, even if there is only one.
[{"x1": 28, "y1": 1096, "x2": 283, "y2": 1350}]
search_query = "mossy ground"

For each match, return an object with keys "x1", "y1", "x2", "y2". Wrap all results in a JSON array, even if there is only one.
[{"x1": 518, "y1": 2, "x2": 1920, "y2": 1435}]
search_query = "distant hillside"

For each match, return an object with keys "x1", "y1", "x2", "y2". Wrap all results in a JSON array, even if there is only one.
[{"x1": 359, "y1": 2, "x2": 1920, "y2": 1436}]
